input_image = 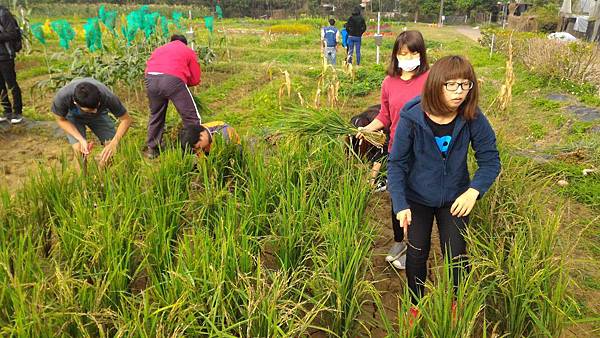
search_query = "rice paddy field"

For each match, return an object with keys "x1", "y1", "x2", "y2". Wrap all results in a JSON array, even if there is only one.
[{"x1": 1, "y1": 7, "x2": 599, "y2": 337}]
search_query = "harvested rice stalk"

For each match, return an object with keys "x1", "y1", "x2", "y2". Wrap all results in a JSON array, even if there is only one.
[
  {"x1": 297, "y1": 92, "x2": 305, "y2": 106},
  {"x1": 277, "y1": 107, "x2": 386, "y2": 148}
]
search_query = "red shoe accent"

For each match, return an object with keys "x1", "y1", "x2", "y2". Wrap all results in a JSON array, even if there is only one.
[
  {"x1": 451, "y1": 301, "x2": 457, "y2": 324},
  {"x1": 408, "y1": 306, "x2": 419, "y2": 327}
]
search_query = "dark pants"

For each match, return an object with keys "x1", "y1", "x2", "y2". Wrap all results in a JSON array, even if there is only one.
[
  {"x1": 406, "y1": 200, "x2": 469, "y2": 304},
  {"x1": 391, "y1": 196, "x2": 405, "y2": 243},
  {"x1": 0, "y1": 59, "x2": 22, "y2": 118},
  {"x1": 347, "y1": 36, "x2": 362, "y2": 65},
  {"x1": 145, "y1": 74, "x2": 200, "y2": 150}
]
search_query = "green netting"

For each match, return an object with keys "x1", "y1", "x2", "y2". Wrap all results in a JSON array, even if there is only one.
[
  {"x1": 172, "y1": 12, "x2": 183, "y2": 30},
  {"x1": 98, "y1": 5, "x2": 118, "y2": 35},
  {"x1": 142, "y1": 11, "x2": 160, "y2": 38},
  {"x1": 122, "y1": 6, "x2": 163, "y2": 44},
  {"x1": 31, "y1": 23, "x2": 46, "y2": 45},
  {"x1": 123, "y1": 7, "x2": 143, "y2": 44},
  {"x1": 51, "y1": 19, "x2": 75, "y2": 50},
  {"x1": 159, "y1": 15, "x2": 170, "y2": 39},
  {"x1": 84, "y1": 17, "x2": 102, "y2": 52},
  {"x1": 216, "y1": 5, "x2": 223, "y2": 19},
  {"x1": 204, "y1": 16, "x2": 214, "y2": 33}
]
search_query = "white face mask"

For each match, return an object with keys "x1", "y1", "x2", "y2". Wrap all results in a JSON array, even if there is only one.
[{"x1": 396, "y1": 57, "x2": 420, "y2": 72}]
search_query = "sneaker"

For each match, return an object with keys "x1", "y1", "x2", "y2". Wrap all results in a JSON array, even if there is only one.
[
  {"x1": 10, "y1": 114, "x2": 23, "y2": 124},
  {"x1": 385, "y1": 241, "x2": 407, "y2": 262},
  {"x1": 143, "y1": 147, "x2": 160, "y2": 159},
  {"x1": 0, "y1": 116, "x2": 7, "y2": 123},
  {"x1": 374, "y1": 180, "x2": 387, "y2": 192},
  {"x1": 392, "y1": 253, "x2": 407, "y2": 269}
]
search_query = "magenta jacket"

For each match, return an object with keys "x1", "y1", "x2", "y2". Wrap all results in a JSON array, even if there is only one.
[{"x1": 145, "y1": 40, "x2": 202, "y2": 86}]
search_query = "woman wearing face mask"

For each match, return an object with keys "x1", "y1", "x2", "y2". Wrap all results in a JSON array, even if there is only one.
[
  {"x1": 388, "y1": 56, "x2": 500, "y2": 317},
  {"x1": 357, "y1": 30, "x2": 429, "y2": 270}
]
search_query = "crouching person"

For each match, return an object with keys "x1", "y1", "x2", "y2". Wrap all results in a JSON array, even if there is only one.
[
  {"x1": 52, "y1": 78, "x2": 132, "y2": 170},
  {"x1": 179, "y1": 120, "x2": 240, "y2": 156},
  {"x1": 348, "y1": 104, "x2": 389, "y2": 190}
]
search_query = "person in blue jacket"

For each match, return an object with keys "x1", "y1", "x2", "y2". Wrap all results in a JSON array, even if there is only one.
[
  {"x1": 387, "y1": 55, "x2": 501, "y2": 311},
  {"x1": 321, "y1": 18, "x2": 340, "y2": 65},
  {"x1": 341, "y1": 23, "x2": 349, "y2": 55}
]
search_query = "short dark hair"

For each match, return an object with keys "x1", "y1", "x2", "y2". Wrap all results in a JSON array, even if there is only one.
[
  {"x1": 179, "y1": 124, "x2": 211, "y2": 153},
  {"x1": 329, "y1": 18, "x2": 335, "y2": 26},
  {"x1": 387, "y1": 30, "x2": 429, "y2": 78},
  {"x1": 170, "y1": 34, "x2": 188, "y2": 45},
  {"x1": 73, "y1": 82, "x2": 101, "y2": 109},
  {"x1": 422, "y1": 55, "x2": 479, "y2": 121}
]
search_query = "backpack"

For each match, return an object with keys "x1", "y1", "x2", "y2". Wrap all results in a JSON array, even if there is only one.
[{"x1": 0, "y1": 7, "x2": 22, "y2": 54}]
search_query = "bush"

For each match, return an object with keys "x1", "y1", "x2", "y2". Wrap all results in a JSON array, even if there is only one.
[
  {"x1": 528, "y1": 4, "x2": 560, "y2": 33},
  {"x1": 268, "y1": 24, "x2": 312, "y2": 35},
  {"x1": 480, "y1": 28, "x2": 600, "y2": 91}
]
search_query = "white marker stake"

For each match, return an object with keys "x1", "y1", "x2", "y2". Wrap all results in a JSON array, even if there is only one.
[{"x1": 376, "y1": 12, "x2": 381, "y2": 64}]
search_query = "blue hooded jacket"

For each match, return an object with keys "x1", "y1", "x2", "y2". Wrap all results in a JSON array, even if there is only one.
[{"x1": 388, "y1": 96, "x2": 501, "y2": 214}]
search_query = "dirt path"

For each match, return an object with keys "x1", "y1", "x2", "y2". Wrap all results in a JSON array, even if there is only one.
[
  {"x1": 0, "y1": 121, "x2": 67, "y2": 194},
  {"x1": 454, "y1": 25, "x2": 482, "y2": 42}
]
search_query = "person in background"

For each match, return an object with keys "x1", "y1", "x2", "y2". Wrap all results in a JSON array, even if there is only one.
[
  {"x1": 321, "y1": 18, "x2": 340, "y2": 65},
  {"x1": 357, "y1": 30, "x2": 430, "y2": 270},
  {"x1": 345, "y1": 6, "x2": 366, "y2": 65},
  {"x1": 388, "y1": 55, "x2": 501, "y2": 320},
  {"x1": 0, "y1": 5, "x2": 22, "y2": 124},
  {"x1": 51, "y1": 78, "x2": 132, "y2": 169},
  {"x1": 340, "y1": 23, "x2": 349, "y2": 56},
  {"x1": 179, "y1": 120, "x2": 240, "y2": 156},
  {"x1": 144, "y1": 34, "x2": 202, "y2": 159}
]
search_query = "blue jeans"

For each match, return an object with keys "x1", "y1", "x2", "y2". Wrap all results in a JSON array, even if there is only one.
[
  {"x1": 65, "y1": 111, "x2": 116, "y2": 145},
  {"x1": 325, "y1": 47, "x2": 336, "y2": 65},
  {"x1": 347, "y1": 36, "x2": 362, "y2": 65}
]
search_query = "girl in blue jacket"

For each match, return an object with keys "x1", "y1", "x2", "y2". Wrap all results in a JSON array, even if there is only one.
[{"x1": 387, "y1": 55, "x2": 501, "y2": 307}]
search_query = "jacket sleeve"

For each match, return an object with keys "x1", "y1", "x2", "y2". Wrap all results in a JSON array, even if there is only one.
[
  {"x1": 359, "y1": 18, "x2": 367, "y2": 35},
  {"x1": 469, "y1": 111, "x2": 501, "y2": 197},
  {"x1": 387, "y1": 114, "x2": 414, "y2": 214},
  {"x1": 375, "y1": 78, "x2": 391, "y2": 128},
  {"x1": 0, "y1": 10, "x2": 19, "y2": 42},
  {"x1": 187, "y1": 50, "x2": 202, "y2": 86}
]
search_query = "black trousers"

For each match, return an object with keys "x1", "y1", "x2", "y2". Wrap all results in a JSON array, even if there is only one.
[
  {"x1": 145, "y1": 74, "x2": 201, "y2": 149},
  {"x1": 405, "y1": 200, "x2": 469, "y2": 304},
  {"x1": 0, "y1": 59, "x2": 22, "y2": 118},
  {"x1": 390, "y1": 196, "x2": 404, "y2": 242}
]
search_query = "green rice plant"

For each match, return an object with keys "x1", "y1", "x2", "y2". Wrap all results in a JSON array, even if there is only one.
[
  {"x1": 313, "y1": 168, "x2": 376, "y2": 336},
  {"x1": 275, "y1": 107, "x2": 386, "y2": 149},
  {"x1": 417, "y1": 256, "x2": 488, "y2": 337},
  {"x1": 466, "y1": 154, "x2": 580, "y2": 336},
  {"x1": 238, "y1": 263, "x2": 332, "y2": 337}
]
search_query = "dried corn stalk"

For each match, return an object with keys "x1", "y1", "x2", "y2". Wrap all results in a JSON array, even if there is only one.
[{"x1": 490, "y1": 33, "x2": 515, "y2": 113}]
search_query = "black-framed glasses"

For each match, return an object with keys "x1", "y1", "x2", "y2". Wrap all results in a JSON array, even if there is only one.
[{"x1": 444, "y1": 81, "x2": 474, "y2": 91}]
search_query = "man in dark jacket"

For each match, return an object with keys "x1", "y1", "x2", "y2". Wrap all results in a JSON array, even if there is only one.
[
  {"x1": 345, "y1": 6, "x2": 367, "y2": 65},
  {"x1": 0, "y1": 6, "x2": 22, "y2": 124}
]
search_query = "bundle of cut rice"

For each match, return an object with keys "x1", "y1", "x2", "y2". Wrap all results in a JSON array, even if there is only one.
[{"x1": 277, "y1": 107, "x2": 386, "y2": 148}]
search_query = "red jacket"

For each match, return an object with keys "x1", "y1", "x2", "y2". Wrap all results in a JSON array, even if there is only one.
[
  {"x1": 376, "y1": 71, "x2": 428, "y2": 152},
  {"x1": 145, "y1": 41, "x2": 201, "y2": 86}
]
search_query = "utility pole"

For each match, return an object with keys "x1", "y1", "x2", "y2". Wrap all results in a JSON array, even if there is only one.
[{"x1": 438, "y1": 0, "x2": 444, "y2": 27}]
